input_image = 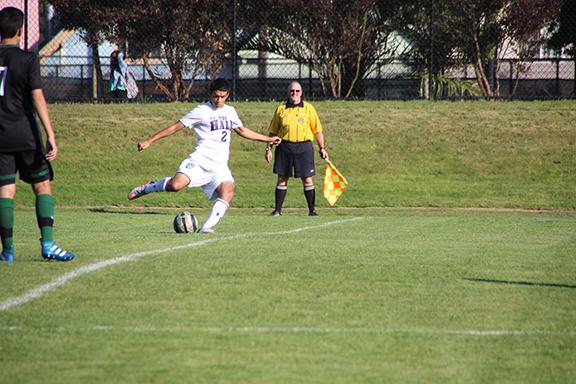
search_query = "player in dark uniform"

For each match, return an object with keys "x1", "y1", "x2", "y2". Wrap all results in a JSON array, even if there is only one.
[{"x1": 0, "y1": 7, "x2": 75, "y2": 262}]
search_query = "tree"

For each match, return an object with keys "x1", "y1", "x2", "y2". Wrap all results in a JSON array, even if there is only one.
[
  {"x1": 115, "y1": 0, "x2": 231, "y2": 101},
  {"x1": 548, "y1": 0, "x2": 576, "y2": 96},
  {"x1": 393, "y1": 0, "x2": 560, "y2": 97},
  {"x1": 548, "y1": 0, "x2": 576, "y2": 55},
  {"x1": 241, "y1": 0, "x2": 399, "y2": 98},
  {"x1": 48, "y1": 0, "x2": 117, "y2": 98},
  {"x1": 49, "y1": 1, "x2": 233, "y2": 101},
  {"x1": 497, "y1": 0, "x2": 560, "y2": 96}
]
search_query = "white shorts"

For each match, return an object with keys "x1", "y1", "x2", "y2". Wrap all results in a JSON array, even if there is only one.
[{"x1": 176, "y1": 157, "x2": 234, "y2": 201}]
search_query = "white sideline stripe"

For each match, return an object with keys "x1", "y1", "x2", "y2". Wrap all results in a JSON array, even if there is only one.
[
  {"x1": 210, "y1": 327, "x2": 576, "y2": 337},
  {"x1": 1, "y1": 325, "x2": 574, "y2": 337},
  {"x1": 0, "y1": 217, "x2": 363, "y2": 312}
]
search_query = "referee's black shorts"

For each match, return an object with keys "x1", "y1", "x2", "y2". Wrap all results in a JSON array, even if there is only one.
[
  {"x1": 0, "y1": 150, "x2": 53, "y2": 186},
  {"x1": 273, "y1": 141, "x2": 315, "y2": 178}
]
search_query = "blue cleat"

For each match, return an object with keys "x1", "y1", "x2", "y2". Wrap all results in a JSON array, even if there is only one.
[
  {"x1": 1, "y1": 246, "x2": 14, "y2": 262},
  {"x1": 128, "y1": 181, "x2": 153, "y2": 200},
  {"x1": 41, "y1": 241, "x2": 75, "y2": 262}
]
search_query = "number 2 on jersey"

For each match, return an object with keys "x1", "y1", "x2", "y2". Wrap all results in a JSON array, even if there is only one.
[
  {"x1": 221, "y1": 130, "x2": 228, "y2": 142},
  {"x1": 0, "y1": 66, "x2": 7, "y2": 96}
]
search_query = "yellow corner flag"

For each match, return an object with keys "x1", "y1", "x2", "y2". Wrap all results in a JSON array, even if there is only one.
[{"x1": 323, "y1": 160, "x2": 349, "y2": 207}]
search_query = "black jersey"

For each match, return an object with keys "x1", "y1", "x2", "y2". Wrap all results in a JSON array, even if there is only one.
[{"x1": 0, "y1": 45, "x2": 42, "y2": 152}]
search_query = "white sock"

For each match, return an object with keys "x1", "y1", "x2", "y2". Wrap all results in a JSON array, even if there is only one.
[
  {"x1": 201, "y1": 198, "x2": 229, "y2": 230},
  {"x1": 144, "y1": 177, "x2": 170, "y2": 193}
]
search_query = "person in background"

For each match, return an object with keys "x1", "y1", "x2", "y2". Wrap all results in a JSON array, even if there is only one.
[
  {"x1": 265, "y1": 81, "x2": 328, "y2": 216},
  {"x1": 109, "y1": 49, "x2": 128, "y2": 100}
]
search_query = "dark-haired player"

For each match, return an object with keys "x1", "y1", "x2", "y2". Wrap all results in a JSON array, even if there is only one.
[
  {"x1": 128, "y1": 79, "x2": 281, "y2": 233},
  {"x1": 0, "y1": 7, "x2": 75, "y2": 262}
]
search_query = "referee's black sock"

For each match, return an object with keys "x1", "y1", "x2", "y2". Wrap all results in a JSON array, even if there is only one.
[
  {"x1": 304, "y1": 186, "x2": 315, "y2": 213},
  {"x1": 275, "y1": 186, "x2": 287, "y2": 213}
]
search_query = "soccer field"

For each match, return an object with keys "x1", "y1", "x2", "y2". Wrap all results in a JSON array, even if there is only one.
[{"x1": 1, "y1": 207, "x2": 575, "y2": 383}]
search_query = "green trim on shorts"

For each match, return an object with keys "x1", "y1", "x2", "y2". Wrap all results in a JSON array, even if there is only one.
[
  {"x1": 31, "y1": 168, "x2": 50, "y2": 179},
  {"x1": 0, "y1": 173, "x2": 16, "y2": 181}
]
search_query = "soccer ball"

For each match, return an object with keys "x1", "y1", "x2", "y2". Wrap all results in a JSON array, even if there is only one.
[{"x1": 173, "y1": 211, "x2": 198, "y2": 233}]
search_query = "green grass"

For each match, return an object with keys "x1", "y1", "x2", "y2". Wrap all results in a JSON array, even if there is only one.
[
  {"x1": 0, "y1": 208, "x2": 575, "y2": 383},
  {"x1": 1, "y1": 101, "x2": 575, "y2": 382},
  {"x1": 12, "y1": 100, "x2": 575, "y2": 209}
]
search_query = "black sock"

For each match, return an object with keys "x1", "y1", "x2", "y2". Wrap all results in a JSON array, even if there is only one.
[
  {"x1": 275, "y1": 186, "x2": 287, "y2": 212},
  {"x1": 304, "y1": 186, "x2": 315, "y2": 213}
]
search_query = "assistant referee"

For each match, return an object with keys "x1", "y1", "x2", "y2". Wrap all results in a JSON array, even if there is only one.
[{"x1": 265, "y1": 81, "x2": 328, "y2": 216}]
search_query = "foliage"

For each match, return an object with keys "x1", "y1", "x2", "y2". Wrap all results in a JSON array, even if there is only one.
[
  {"x1": 110, "y1": 0, "x2": 232, "y2": 101},
  {"x1": 46, "y1": 1, "x2": 563, "y2": 101},
  {"x1": 48, "y1": 0, "x2": 117, "y2": 97},
  {"x1": 393, "y1": 0, "x2": 560, "y2": 97},
  {"x1": 548, "y1": 0, "x2": 576, "y2": 55},
  {"x1": 48, "y1": 0, "x2": 231, "y2": 101},
  {"x1": 240, "y1": 0, "x2": 400, "y2": 98},
  {"x1": 393, "y1": 0, "x2": 465, "y2": 76},
  {"x1": 419, "y1": 74, "x2": 482, "y2": 98}
]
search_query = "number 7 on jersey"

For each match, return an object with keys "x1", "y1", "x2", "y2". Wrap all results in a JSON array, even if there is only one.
[{"x1": 0, "y1": 66, "x2": 8, "y2": 96}]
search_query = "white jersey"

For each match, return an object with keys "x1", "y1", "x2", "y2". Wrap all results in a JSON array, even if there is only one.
[{"x1": 179, "y1": 101, "x2": 243, "y2": 168}]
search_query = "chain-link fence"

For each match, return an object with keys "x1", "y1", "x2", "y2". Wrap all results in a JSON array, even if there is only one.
[{"x1": 4, "y1": 0, "x2": 575, "y2": 102}]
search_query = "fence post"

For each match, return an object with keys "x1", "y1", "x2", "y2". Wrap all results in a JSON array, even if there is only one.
[
  {"x1": 308, "y1": 59, "x2": 313, "y2": 96},
  {"x1": 377, "y1": 63, "x2": 381, "y2": 99},
  {"x1": 92, "y1": 63, "x2": 98, "y2": 100},
  {"x1": 24, "y1": 0, "x2": 29, "y2": 50},
  {"x1": 509, "y1": 59, "x2": 514, "y2": 96},
  {"x1": 81, "y1": 64, "x2": 84, "y2": 99},
  {"x1": 556, "y1": 58, "x2": 560, "y2": 97},
  {"x1": 230, "y1": 0, "x2": 237, "y2": 101},
  {"x1": 141, "y1": 65, "x2": 145, "y2": 99},
  {"x1": 428, "y1": 0, "x2": 435, "y2": 100}
]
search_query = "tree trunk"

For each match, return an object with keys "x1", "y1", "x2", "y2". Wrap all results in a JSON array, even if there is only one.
[
  {"x1": 471, "y1": 31, "x2": 492, "y2": 97},
  {"x1": 344, "y1": 11, "x2": 369, "y2": 99},
  {"x1": 142, "y1": 54, "x2": 173, "y2": 101},
  {"x1": 88, "y1": 36, "x2": 103, "y2": 100}
]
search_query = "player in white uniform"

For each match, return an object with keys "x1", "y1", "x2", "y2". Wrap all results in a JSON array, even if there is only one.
[{"x1": 128, "y1": 79, "x2": 281, "y2": 233}]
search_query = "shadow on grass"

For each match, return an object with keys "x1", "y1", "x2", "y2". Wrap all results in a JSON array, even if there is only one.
[
  {"x1": 464, "y1": 278, "x2": 576, "y2": 289},
  {"x1": 88, "y1": 207, "x2": 170, "y2": 215}
]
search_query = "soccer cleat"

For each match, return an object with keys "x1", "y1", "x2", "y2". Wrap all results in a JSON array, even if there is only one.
[
  {"x1": 0, "y1": 246, "x2": 14, "y2": 262},
  {"x1": 308, "y1": 211, "x2": 319, "y2": 216},
  {"x1": 41, "y1": 241, "x2": 75, "y2": 262},
  {"x1": 197, "y1": 227, "x2": 215, "y2": 234},
  {"x1": 128, "y1": 181, "x2": 153, "y2": 200},
  {"x1": 270, "y1": 210, "x2": 282, "y2": 217}
]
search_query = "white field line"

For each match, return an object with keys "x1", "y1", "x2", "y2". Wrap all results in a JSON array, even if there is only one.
[
  {"x1": 0, "y1": 217, "x2": 364, "y2": 312},
  {"x1": 1, "y1": 325, "x2": 574, "y2": 338}
]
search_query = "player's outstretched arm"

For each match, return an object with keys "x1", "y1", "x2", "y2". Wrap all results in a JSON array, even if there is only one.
[
  {"x1": 234, "y1": 126, "x2": 281, "y2": 145},
  {"x1": 138, "y1": 121, "x2": 186, "y2": 151}
]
